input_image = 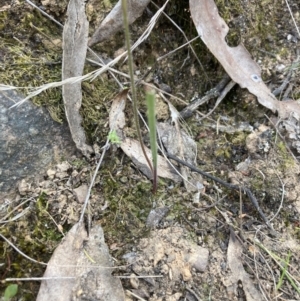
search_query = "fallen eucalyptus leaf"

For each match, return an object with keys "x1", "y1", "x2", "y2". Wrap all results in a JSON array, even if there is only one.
[
  {"x1": 223, "y1": 230, "x2": 263, "y2": 301},
  {"x1": 37, "y1": 222, "x2": 125, "y2": 301},
  {"x1": 122, "y1": 137, "x2": 181, "y2": 182},
  {"x1": 189, "y1": 0, "x2": 300, "y2": 119}
]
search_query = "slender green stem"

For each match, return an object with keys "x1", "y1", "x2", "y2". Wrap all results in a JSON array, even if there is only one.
[
  {"x1": 146, "y1": 89, "x2": 157, "y2": 193},
  {"x1": 121, "y1": 0, "x2": 153, "y2": 175}
]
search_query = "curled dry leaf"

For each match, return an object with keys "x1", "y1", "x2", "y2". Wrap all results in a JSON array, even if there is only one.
[
  {"x1": 62, "y1": 0, "x2": 93, "y2": 157},
  {"x1": 121, "y1": 137, "x2": 181, "y2": 182},
  {"x1": 157, "y1": 122, "x2": 202, "y2": 192},
  {"x1": 157, "y1": 123, "x2": 196, "y2": 166},
  {"x1": 88, "y1": 0, "x2": 151, "y2": 46},
  {"x1": 109, "y1": 90, "x2": 181, "y2": 183},
  {"x1": 224, "y1": 230, "x2": 263, "y2": 301},
  {"x1": 189, "y1": 0, "x2": 300, "y2": 119}
]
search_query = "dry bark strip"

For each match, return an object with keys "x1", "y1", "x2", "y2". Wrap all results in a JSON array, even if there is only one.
[
  {"x1": 88, "y1": 0, "x2": 151, "y2": 46},
  {"x1": 62, "y1": 0, "x2": 93, "y2": 157},
  {"x1": 189, "y1": 0, "x2": 300, "y2": 119}
]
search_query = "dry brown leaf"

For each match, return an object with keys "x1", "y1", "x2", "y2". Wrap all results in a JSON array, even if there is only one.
[
  {"x1": 189, "y1": 0, "x2": 300, "y2": 119},
  {"x1": 36, "y1": 222, "x2": 86, "y2": 301},
  {"x1": 88, "y1": 0, "x2": 151, "y2": 46},
  {"x1": 223, "y1": 230, "x2": 263, "y2": 301},
  {"x1": 157, "y1": 122, "x2": 202, "y2": 192},
  {"x1": 108, "y1": 89, "x2": 128, "y2": 141},
  {"x1": 121, "y1": 137, "x2": 181, "y2": 182},
  {"x1": 108, "y1": 91, "x2": 181, "y2": 182},
  {"x1": 37, "y1": 222, "x2": 125, "y2": 301},
  {"x1": 62, "y1": 0, "x2": 93, "y2": 157}
]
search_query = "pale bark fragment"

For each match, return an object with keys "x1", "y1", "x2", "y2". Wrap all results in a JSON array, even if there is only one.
[{"x1": 62, "y1": 0, "x2": 93, "y2": 157}]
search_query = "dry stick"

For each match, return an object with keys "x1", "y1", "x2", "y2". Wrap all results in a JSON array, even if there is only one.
[
  {"x1": 283, "y1": 82, "x2": 294, "y2": 99},
  {"x1": 194, "y1": 194, "x2": 227, "y2": 211},
  {"x1": 116, "y1": 275, "x2": 162, "y2": 279},
  {"x1": 243, "y1": 259, "x2": 270, "y2": 301},
  {"x1": 25, "y1": 0, "x2": 62, "y2": 27},
  {"x1": 166, "y1": 153, "x2": 274, "y2": 231},
  {"x1": 126, "y1": 290, "x2": 147, "y2": 301},
  {"x1": 180, "y1": 74, "x2": 231, "y2": 119},
  {"x1": 271, "y1": 70, "x2": 292, "y2": 97},
  {"x1": 197, "y1": 80, "x2": 236, "y2": 121},
  {"x1": 0, "y1": 197, "x2": 33, "y2": 223}
]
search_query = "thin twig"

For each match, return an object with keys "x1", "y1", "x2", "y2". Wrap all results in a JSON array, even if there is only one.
[
  {"x1": 284, "y1": 0, "x2": 300, "y2": 38},
  {"x1": 126, "y1": 290, "x2": 148, "y2": 301},
  {"x1": 243, "y1": 259, "x2": 270, "y2": 301},
  {"x1": 116, "y1": 275, "x2": 163, "y2": 278},
  {"x1": 0, "y1": 234, "x2": 47, "y2": 266},
  {"x1": 79, "y1": 139, "x2": 110, "y2": 224},
  {"x1": 123, "y1": 0, "x2": 170, "y2": 61},
  {"x1": 194, "y1": 195, "x2": 227, "y2": 211},
  {"x1": 151, "y1": 0, "x2": 208, "y2": 81},
  {"x1": 268, "y1": 172, "x2": 285, "y2": 222},
  {"x1": 5, "y1": 277, "x2": 75, "y2": 282},
  {"x1": 157, "y1": 36, "x2": 200, "y2": 61},
  {"x1": 166, "y1": 153, "x2": 274, "y2": 231},
  {"x1": 272, "y1": 71, "x2": 292, "y2": 97},
  {"x1": 25, "y1": 0, "x2": 63, "y2": 28},
  {"x1": 254, "y1": 229, "x2": 278, "y2": 301},
  {"x1": 25, "y1": 0, "x2": 123, "y2": 89},
  {"x1": 198, "y1": 80, "x2": 236, "y2": 121},
  {"x1": 0, "y1": 197, "x2": 34, "y2": 224},
  {"x1": 186, "y1": 287, "x2": 202, "y2": 301},
  {"x1": 180, "y1": 74, "x2": 231, "y2": 119}
]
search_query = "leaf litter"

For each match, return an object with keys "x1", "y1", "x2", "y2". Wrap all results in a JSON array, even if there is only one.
[
  {"x1": 36, "y1": 222, "x2": 125, "y2": 301},
  {"x1": 1, "y1": 0, "x2": 300, "y2": 300}
]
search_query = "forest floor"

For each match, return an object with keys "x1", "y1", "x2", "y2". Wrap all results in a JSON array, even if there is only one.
[{"x1": 0, "y1": 0, "x2": 300, "y2": 300}]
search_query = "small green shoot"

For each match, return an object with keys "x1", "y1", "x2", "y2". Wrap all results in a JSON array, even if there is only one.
[
  {"x1": 108, "y1": 130, "x2": 121, "y2": 145},
  {"x1": 276, "y1": 251, "x2": 291, "y2": 291},
  {"x1": 255, "y1": 241, "x2": 300, "y2": 294},
  {"x1": 4, "y1": 284, "x2": 18, "y2": 301},
  {"x1": 146, "y1": 88, "x2": 157, "y2": 193}
]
